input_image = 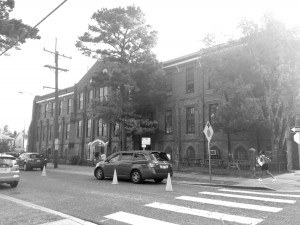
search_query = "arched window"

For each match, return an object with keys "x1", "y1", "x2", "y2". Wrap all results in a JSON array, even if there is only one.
[
  {"x1": 186, "y1": 146, "x2": 196, "y2": 159},
  {"x1": 165, "y1": 146, "x2": 174, "y2": 162},
  {"x1": 234, "y1": 146, "x2": 248, "y2": 160},
  {"x1": 210, "y1": 146, "x2": 221, "y2": 159},
  {"x1": 112, "y1": 146, "x2": 118, "y2": 153}
]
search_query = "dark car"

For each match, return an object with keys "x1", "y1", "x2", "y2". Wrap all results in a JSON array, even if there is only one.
[
  {"x1": 94, "y1": 150, "x2": 173, "y2": 184},
  {"x1": 17, "y1": 152, "x2": 47, "y2": 171},
  {"x1": 0, "y1": 154, "x2": 20, "y2": 188}
]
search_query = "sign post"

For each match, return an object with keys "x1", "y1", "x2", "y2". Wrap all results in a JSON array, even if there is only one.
[{"x1": 203, "y1": 121, "x2": 214, "y2": 182}]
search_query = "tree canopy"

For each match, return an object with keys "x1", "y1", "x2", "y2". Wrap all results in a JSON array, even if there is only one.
[
  {"x1": 0, "y1": 0, "x2": 40, "y2": 54},
  {"x1": 202, "y1": 15, "x2": 300, "y2": 161}
]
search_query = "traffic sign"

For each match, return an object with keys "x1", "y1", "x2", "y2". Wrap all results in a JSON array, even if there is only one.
[
  {"x1": 290, "y1": 126, "x2": 300, "y2": 133},
  {"x1": 203, "y1": 121, "x2": 214, "y2": 142},
  {"x1": 294, "y1": 132, "x2": 300, "y2": 144}
]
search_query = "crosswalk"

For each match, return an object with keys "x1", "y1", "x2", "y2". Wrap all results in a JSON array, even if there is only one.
[{"x1": 103, "y1": 188, "x2": 299, "y2": 225}]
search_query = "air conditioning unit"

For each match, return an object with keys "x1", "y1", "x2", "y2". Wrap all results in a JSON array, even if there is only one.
[{"x1": 210, "y1": 150, "x2": 217, "y2": 155}]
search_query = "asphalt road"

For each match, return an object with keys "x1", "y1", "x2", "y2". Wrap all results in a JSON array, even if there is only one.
[{"x1": 1, "y1": 168, "x2": 300, "y2": 225}]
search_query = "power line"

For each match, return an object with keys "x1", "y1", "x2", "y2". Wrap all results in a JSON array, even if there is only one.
[{"x1": 0, "y1": 0, "x2": 69, "y2": 56}]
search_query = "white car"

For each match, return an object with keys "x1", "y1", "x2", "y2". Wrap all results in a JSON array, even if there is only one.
[{"x1": 0, "y1": 154, "x2": 20, "y2": 188}]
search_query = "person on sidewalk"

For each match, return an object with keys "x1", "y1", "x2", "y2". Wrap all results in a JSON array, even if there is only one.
[{"x1": 257, "y1": 151, "x2": 276, "y2": 182}]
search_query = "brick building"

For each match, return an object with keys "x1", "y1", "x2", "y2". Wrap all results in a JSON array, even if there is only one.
[{"x1": 28, "y1": 47, "x2": 287, "y2": 168}]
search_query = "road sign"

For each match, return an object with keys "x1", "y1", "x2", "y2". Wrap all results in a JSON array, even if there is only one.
[
  {"x1": 290, "y1": 126, "x2": 300, "y2": 133},
  {"x1": 142, "y1": 137, "x2": 151, "y2": 148},
  {"x1": 203, "y1": 121, "x2": 214, "y2": 142},
  {"x1": 294, "y1": 132, "x2": 300, "y2": 144}
]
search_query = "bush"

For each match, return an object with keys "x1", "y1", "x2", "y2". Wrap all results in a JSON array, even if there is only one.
[{"x1": 70, "y1": 155, "x2": 81, "y2": 165}]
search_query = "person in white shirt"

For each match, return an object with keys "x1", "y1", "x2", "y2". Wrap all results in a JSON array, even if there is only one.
[{"x1": 257, "y1": 151, "x2": 276, "y2": 182}]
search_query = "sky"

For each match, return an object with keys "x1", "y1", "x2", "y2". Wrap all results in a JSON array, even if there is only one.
[{"x1": 1, "y1": 0, "x2": 300, "y2": 133}]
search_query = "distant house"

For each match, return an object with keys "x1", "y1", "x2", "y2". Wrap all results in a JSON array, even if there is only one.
[{"x1": 14, "y1": 132, "x2": 27, "y2": 153}]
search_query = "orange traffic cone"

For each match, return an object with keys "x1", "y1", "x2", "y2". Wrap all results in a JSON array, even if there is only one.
[
  {"x1": 166, "y1": 173, "x2": 173, "y2": 191},
  {"x1": 112, "y1": 169, "x2": 118, "y2": 184},
  {"x1": 41, "y1": 166, "x2": 46, "y2": 177}
]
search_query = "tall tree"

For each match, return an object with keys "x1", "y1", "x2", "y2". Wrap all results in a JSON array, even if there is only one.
[
  {"x1": 202, "y1": 16, "x2": 300, "y2": 168},
  {"x1": 76, "y1": 6, "x2": 161, "y2": 151}
]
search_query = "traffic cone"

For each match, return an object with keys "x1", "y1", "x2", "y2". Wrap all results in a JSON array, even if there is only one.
[
  {"x1": 112, "y1": 169, "x2": 118, "y2": 184},
  {"x1": 166, "y1": 173, "x2": 173, "y2": 191},
  {"x1": 41, "y1": 166, "x2": 46, "y2": 176}
]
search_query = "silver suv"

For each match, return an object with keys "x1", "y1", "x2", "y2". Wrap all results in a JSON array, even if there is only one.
[
  {"x1": 0, "y1": 154, "x2": 20, "y2": 188},
  {"x1": 94, "y1": 150, "x2": 173, "y2": 184}
]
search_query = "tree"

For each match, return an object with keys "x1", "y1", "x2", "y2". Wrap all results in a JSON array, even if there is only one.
[
  {"x1": 0, "y1": 0, "x2": 40, "y2": 54},
  {"x1": 202, "y1": 16, "x2": 300, "y2": 168},
  {"x1": 76, "y1": 6, "x2": 162, "y2": 151}
]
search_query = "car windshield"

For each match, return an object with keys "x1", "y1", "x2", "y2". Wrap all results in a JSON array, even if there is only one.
[
  {"x1": 30, "y1": 154, "x2": 44, "y2": 159},
  {"x1": 151, "y1": 152, "x2": 169, "y2": 162},
  {"x1": 0, "y1": 157, "x2": 14, "y2": 167}
]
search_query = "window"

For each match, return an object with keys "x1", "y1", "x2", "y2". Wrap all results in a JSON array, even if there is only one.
[
  {"x1": 186, "y1": 146, "x2": 196, "y2": 158},
  {"x1": 65, "y1": 124, "x2": 70, "y2": 140},
  {"x1": 209, "y1": 103, "x2": 218, "y2": 125},
  {"x1": 165, "y1": 72, "x2": 172, "y2": 95},
  {"x1": 86, "y1": 119, "x2": 91, "y2": 137},
  {"x1": 77, "y1": 120, "x2": 82, "y2": 138},
  {"x1": 88, "y1": 89, "x2": 93, "y2": 103},
  {"x1": 186, "y1": 67, "x2": 194, "y2": 93},
  {"x1": 51, "y1": 102, "x2": 55, "y2": 116},
  {"x1": 120, "y1": 153, "x2": 133, "y2": 161},
  {"x1": 44, "y1": 104, "x2": 47, "y2": 118},
  {"x1": 97, "y1": 119, "x2": 107, "y2": 136},
  {"x1": 43, "y1": 127, "x2": 46, "y2": 141},
  {"x1": 108, "y1": 153, "x2": 120, "y2": 163},
  {"x1": 36, "y1": 127, "x2": 39, "y2": 140},
  {"x1": 79, "y1": 92, "x2": 84, "y2": 109},
  {"x1": 67, "y1": 99, "x2": 72, "y2": 114},
  {"x1": 99, "y1": 87, "x2": 108, "y2": 102},
  {"x1": 49, "y1": 125, "x2": 53, "y2": 141},
  {"x1": 186, "y1": 107, "x2": 195, "y2": 133},
  {"x1": 165, "y1": 110, "x2": 172, "y2": 134},
  {"x1": 59, "y1": 124, "x2": 62, "y2": 139},
  {"x1": 234, "y1": 146, "x2": 248, "y2": 160},
  {"x1": 59, "y1": 100, "x2": 63, "y2": 115},
  {"x1": 133, "y1": 153, "x2": 147, "y2": 161}
]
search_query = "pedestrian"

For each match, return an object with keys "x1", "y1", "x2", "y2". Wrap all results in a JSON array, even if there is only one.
[{"x1": 257, "y1": 151, "x2": 276, "y2": 182}]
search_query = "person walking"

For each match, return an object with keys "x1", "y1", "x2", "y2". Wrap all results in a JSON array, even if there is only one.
[{"x1": 257, "y1": 151, "x2": 276, "y2": 182}]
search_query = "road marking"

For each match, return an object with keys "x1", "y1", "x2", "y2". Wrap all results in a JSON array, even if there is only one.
[
  {"x1": 146, "y1": 202, "x2": 263, "y2": 225},
  {"x1": 176, "y1": 196, "x2": 282, "y2": 212},
  {"x1": 104, "y1": 211, "x2": 178, "y2": 225},
  {"x1": 39, "y1": 219, "x2": 92, "y2": 225},
  {"x1": 0, "y1": 194, "x2": 96, "y2": 225},
  {"x1": 199, "y1": 191, "x2": 296, "y2": 203},
  {"x1": 219, "y1": 189, "x2": 300, "y2": 198}
]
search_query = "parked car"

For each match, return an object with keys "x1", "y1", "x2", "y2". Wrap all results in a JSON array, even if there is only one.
[
  {"x1": 3, "y1": 152, "x2": 20, "y2": 158},
  {"x1": 0, "y1": 154, "x2": 20, "y2": 188},
  {"x1": 17, "y1": 152, "x2": 47, "y2": 171},
  {"x1": 94, "y1": 150, "x2": 173, "y2": 184}
]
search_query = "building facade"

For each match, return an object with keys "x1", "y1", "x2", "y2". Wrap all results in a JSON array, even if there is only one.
[{"x1": 28, "y1": 49, "x2": 289, "y2": 169}]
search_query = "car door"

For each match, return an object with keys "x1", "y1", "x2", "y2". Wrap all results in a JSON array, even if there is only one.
[
  {"x1": 118, "y1": 153, "x2": 134, "y2": 178},
  {"x1": 103, "y1": 153, "x2": 120, "y2": 178}
]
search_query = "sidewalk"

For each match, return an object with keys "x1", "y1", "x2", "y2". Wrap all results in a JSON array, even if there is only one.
[{"x1": 45, "y1": 164, "x2": 300, "y2": 192}]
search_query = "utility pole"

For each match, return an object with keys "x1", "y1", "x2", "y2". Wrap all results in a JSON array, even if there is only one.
[{"x1": 44, "y1": 38, "x2": 71, "y2": 168}]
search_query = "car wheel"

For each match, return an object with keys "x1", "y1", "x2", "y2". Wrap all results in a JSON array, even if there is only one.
[
  {"x1": 95, "y1": 168, "x2": 104, "y2": 180},
  {"x1": 130, "y1": 170, "x2": 142, "y2": 184},
  {"x1": 154, "y1": 178, "x2": 164, "y2": 183},
  {"x1": 10, "y1": 181, "x2": 18, "y2": 188},
  {"x1": 24, "y1": 163, "x2": 28, "y2": 171}
]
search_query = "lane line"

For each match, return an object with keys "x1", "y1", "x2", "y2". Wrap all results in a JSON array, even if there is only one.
[
  {"x1": 176, "y1": 196, "x2": 282, "y2": 212},
  {"x1": 146, "y1": 202, "x2": 263, "y2": 225},
  {"x1": 104, "y1": 211, "x2": 178, "y2": 225},
  {"x1": 199, "y1": 191, "x2": 296, "y2": 203},
  {"x1": 219, "y1": 189, "x2": 300, "y2": 198},
  {"x1": 0, "y1": 194, "x2": 96, "y2": 225}
]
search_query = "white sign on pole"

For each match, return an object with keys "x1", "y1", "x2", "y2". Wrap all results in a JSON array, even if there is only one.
[
  {"x1": 142, "y1": 137, "x2": 151, "y2": 148},
  {"x1": 294, "y1": 132, "x2": 300, "y2": 144},
  {"x1": 203, "y1": 121, "x2": 214, "y2": 142}
]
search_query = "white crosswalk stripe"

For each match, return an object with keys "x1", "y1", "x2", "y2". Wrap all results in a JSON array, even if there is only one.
[
  {"x1": 199, "y1": 191, "x2": 296, "y2": 203},
  {"x1": 145, "y1": 202, "x2": 263, "y2": 225},
  {"x1": 176, "y1": 196, "x2": 282, "y2": 212},
  {"x1": 104, "y1": 211, "x2": 178, "y2": 225},
  {"x1": 219, "y1": 188, "x2": 300, "y2": 198},
  {"x1": 104, "y1": 189, "x2": 298, "y2": 224}
]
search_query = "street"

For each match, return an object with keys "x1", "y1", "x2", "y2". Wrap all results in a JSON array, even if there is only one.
[{"x1": 1, "y1": 167, "x2": 300, "y2": 225}]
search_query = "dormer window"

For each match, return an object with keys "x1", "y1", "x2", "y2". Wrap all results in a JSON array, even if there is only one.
[{"x1": 102, "y1": 68, "x2": 108, "y2": 74}]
